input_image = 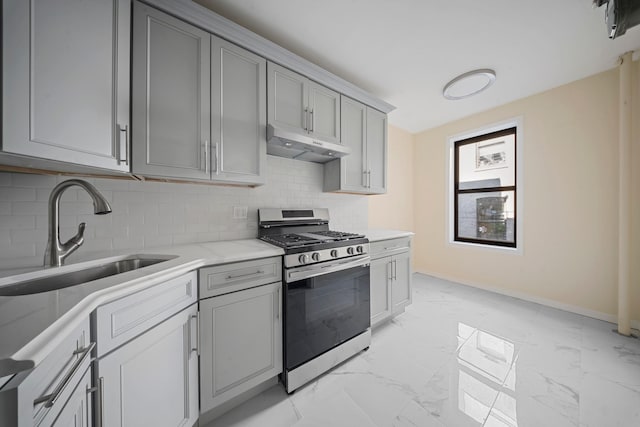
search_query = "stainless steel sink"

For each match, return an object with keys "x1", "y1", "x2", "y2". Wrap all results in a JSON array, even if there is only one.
[{"x1": 0, "y1": 255, "x2": 177, "y2": 297}]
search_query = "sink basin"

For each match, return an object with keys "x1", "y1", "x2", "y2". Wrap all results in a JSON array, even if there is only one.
[{"x1": 0, "y1": 255, "x2": 177, "y2": 296}]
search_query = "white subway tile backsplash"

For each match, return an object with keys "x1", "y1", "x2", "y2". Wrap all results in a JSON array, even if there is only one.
[
  {"x1": 0, "y1": 215, "x2": 36, "y2": 229},
  {"x1": 0, "y1": 157, "x2": 367, "y2": 269},
  {"x1": 11, "y1": 201, "x2": 48, "y2": 215},
  {"x1": 0, "y1": 202, "x2": 10, "y2": 215},
  {"x1": 0, "y1": 187, "x2": 36, "y2": 202}
]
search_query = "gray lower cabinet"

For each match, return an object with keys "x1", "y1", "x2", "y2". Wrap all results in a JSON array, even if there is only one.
[
  {"x1": 96, "y1": 304, "x2": 199, "y2": 427},
  {"x1": 324, "y1": 96, "x2": 388, "y2": 194},
  {"x1": 2, "y1": 0, "x2": 130, "y2": 172},
  {"x1": 198, "y1": 258, "x2": 282, "y2": 420},
  {"x1": 268, "y1": 62, "x2": 340, "y2": 144},
  {"x1": 370, "y1": 257, "x2": 393, "y2": 326},
  {"x1": 132, "y1": 2, "x2": 266, "y2": 185},
  {"x1": 199, "y1": 280, "x2": 282, "y2": 416},
  {"x1": 0, "y1": 318, "x2": 92, "y2": 427},
  {"x1": 370, "y1": 237, "x2": 412, "y2": 327}
]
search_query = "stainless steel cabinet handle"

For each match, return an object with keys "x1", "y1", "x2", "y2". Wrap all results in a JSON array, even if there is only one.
[
  {"x1": 189, "y1": 313, "x2": 200, "y2": 356},
  {"x1": 86, "y1": 375, "x2": 104, "y2": 427},
  {"x1": 367, "y1": 170, "x2": 372, "y2": 188},
  {"x1": 393, "y1": 260, "x2": 397, "y2": 280},
  {"x1": 34, "y1": 342, "x2": 96, "y2": 408},
  {"x1": 362, "y1": 170, "x2": 368, "y2": 188},
  {"x1": 310, "y1": 109, "x2": 314, "y2": 132},
  {"x1": 212, "y1": 142, "x2": 218, "y2": 174},
  {"x1": 384, "y1": 245, "x2": 401, "y2": 251},
  {"x1": 117, "y1": 124, "x2": 128, "y2": 165},
  {"x1": 203, "y1": 140, "x2": 209, "y2": 173},
  {"x1": 98, "y1": 376, "x2": 104, "y2": 427},
  {"x1": 276, "y1": 287, "x2": 281, "y2": 319},
  {"x1": 303, "y1": 108, "x2": 308, "y2": 131},
  {"x1": 226, "y1": 270, "x2": 264, "y2": 280}
]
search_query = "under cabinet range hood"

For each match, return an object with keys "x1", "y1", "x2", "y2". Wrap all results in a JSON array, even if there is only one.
[{"x1": 267, "y1": 125, "x2": 350, "y2": 163}]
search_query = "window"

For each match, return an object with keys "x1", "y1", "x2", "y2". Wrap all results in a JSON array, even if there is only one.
[{"x1": 453, "y1": 126, "x2": 517, "y2": 248}]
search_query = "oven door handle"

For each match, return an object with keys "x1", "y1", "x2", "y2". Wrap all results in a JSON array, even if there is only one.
[{"x1": 285, "y1": 255, "x2": 370, "y2": 283}]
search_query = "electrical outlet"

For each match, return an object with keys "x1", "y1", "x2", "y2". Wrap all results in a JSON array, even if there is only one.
[{"x1": 232, "y1": 206, "x2": 248, "y2": 219}]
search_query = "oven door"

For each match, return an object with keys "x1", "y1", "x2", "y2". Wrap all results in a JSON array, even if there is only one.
[{"x1": 284, "y1": 255, "x2": 370, "y2": 371}]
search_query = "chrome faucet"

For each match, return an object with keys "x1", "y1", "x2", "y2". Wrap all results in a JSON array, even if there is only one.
[{"x1": 45, "y1": 179, "x2": 112, "y2": 267}]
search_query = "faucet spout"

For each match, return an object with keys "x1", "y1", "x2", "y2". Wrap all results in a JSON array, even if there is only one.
[{"x1": 45, "y1": 179, "x2": 112, "y2": 267}]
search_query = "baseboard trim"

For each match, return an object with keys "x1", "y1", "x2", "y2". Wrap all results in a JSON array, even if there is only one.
[{"x1": 414, "y1": 270, "x2": 640, "y2": 331}]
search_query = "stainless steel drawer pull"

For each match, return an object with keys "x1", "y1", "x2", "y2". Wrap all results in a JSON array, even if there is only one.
[
  {"x1": 86, "y1": 376, "x2": 104, "y2": 427},
  {"x1": 189, "y1": 313, "x2": 200, "y2": 356},
  {"x1": 34, "y1": 342, "x2": 95, "y2": 408},
  {"x1": 384, "y1": 245, "x2": 402, "y2": 251},
  {"x1": 226, "y1": 270, "x2": 265, "y2": 280}
]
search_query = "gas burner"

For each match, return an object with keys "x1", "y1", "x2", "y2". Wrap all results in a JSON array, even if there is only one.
[
  {"x1": 260, "y1": 234, "x2": 322, "y2": 248},
  {"x1": 308, "y1": 230, "x2": 365, "y2": 241}
]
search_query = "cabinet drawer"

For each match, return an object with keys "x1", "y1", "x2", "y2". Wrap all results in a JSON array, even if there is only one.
[
  {"x1": 94, "y1": 271, "x2": 197, "y2": 357},
  {"x1": 369, "y1": 237, "x2": 411, "y2": 259},
  {"x1": 199, "y1": 257, "x2": 282, "y2": 299}
]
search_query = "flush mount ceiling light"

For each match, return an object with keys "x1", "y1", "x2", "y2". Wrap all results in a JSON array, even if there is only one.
[{"x1": 443, "y1": 69, "x2": 496, "y2": 100}]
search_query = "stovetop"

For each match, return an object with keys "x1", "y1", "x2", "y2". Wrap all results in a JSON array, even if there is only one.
[{"x1": 260, "y1": 231, "x2": 365, "y2": 249}]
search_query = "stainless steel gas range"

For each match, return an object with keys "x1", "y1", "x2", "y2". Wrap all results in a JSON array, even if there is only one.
[{"x1": 258, "y1": 208, "x2": 371, "y2": 393}]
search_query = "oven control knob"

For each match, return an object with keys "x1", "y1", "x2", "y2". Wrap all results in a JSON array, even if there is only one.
[
  {"x1": 298, "y1": 254, "x2": 310, "y2": 264},
  {"x1": 347, "y1": 247, "x2": 355, "y2": 255},
  {"x1": 311, "y1": 252, "x2": 320, "y2": 261},
  {"x1": 330, "y1": 249, "x2": 338, "y2": 258},
  {"x1": 356, "y1": 245, "x2": 364, "y2": 254}
]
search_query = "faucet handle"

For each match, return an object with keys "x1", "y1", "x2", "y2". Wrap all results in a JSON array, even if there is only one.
[{"x1": 68, "y1": 222, "x2": 86, "y2": 246}]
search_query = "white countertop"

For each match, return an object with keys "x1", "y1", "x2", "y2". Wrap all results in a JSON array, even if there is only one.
[
  {"x1": 357, "y1": 229, "x2": 414, "y2": 242},
  {"x1": 0, "y1": 239, "x2": 283, "y2": 378}
]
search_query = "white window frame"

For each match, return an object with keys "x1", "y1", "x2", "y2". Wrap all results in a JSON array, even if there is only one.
[{"x1": 446, "y1": 117, "x2": 524, "y2": 254}]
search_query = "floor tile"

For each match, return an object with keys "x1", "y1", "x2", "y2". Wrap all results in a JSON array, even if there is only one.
[{"x1": 206, "y1": 274, "x2": 640, "y2": 427}]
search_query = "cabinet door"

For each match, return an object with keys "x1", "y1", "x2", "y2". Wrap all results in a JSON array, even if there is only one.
[
  {"x1": 212, "y1": 36, "x2": 267, "y2": 185},
  {"x1": 131, "y1": 2, "x2": 211, "y2": 180},
  {"x1": 366, "y1": 107, "x2": 388, "y2": 194},
  {"x1": 339, "y1": 96, "x2": 368, "y2": 192},
  {"x1": 200, "y1": 282, "x2": 282, "y2": 413},
  {"x1": 267, "y1": 62, "x2": 308, "y2": 134},
  {"x1": 2, "y1": 0, "x2": 130, "y2": 172},
  {"x1": 370, "y1": 257, "x2": 392, "y2": 327},
  {"x1": 308, "y1": 82, "x2": 340, "y2": 143},
  {"x1": 51, "y1": 367, "x2": 92, "y2": 427},
  {"x1": 392, "y1": 251, "x2": 412, "y2": 314},
  {"x1": 98, "y1": 304, "x2": 199, "y2": 427}
]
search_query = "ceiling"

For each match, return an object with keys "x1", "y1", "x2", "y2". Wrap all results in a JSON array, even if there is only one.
[{"x1": 194, "y1": 0, "x2": 640, "y2": 134}]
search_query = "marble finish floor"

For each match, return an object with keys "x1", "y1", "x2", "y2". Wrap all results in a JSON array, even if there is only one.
[{"x1": 207, "y1": 274, "x2": 640, "y2": 427}]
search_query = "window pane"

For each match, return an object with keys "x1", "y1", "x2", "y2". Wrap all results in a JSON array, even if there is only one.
[
  {"x1": 458, "y1": 132, "x2": 515, "y2": 190},
  {"x1": 457, "y1": 191, "x2": 515, "y2": 244}
]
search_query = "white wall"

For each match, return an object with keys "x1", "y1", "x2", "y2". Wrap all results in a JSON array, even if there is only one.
[{"x1": 0, "y1": 155, "x2": 368, "y2": 269}]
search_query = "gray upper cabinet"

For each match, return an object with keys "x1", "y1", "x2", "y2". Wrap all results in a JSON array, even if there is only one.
[
  {"x1": 211, "y1": 37, "x2": 267, "y2": 184},
  {"x1": 132, "y1": 1, "x2": 212, "y2": 181},
  {"x1": 268, "y1": 62, "x2": 340, "y2": 144},
  {"x1": 132, "y1": 2, "x2": 266, "y2": 185},
  {"x1": 2, "y1": 0, "x2": 130, "y2": 172},
  {"x1": 366, "y1": 107, "x2": 388, "y2": 194},
  {"x1": 324, "y1": 96, "x2": 388, "y2": 194}
]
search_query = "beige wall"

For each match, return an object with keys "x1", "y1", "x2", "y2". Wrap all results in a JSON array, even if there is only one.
[
  {"x1": 368, "y1": 125, "x2": 415, "y2": 232},
  {"x1": 632, "y1": 60, "x2": 640, "y2": 326},
  {"x1": 410, "y1": 63, "x2": 639, "y2": 323}
]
